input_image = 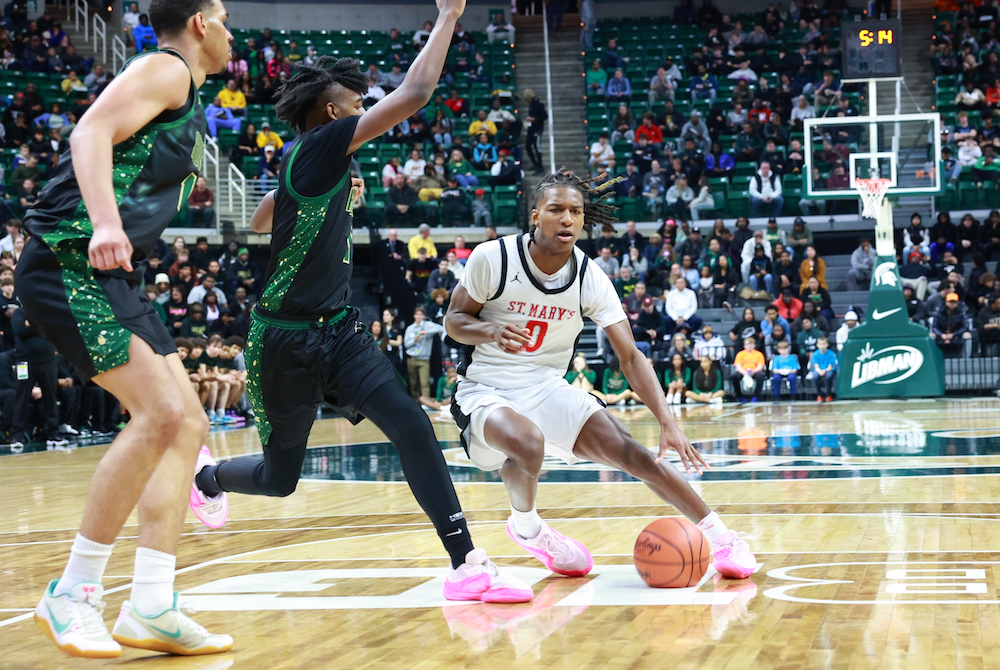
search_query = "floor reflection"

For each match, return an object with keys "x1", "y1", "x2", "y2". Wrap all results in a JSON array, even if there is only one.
[{"x1": 296, "y1": 430, "x2": 1000, "y2": 483}]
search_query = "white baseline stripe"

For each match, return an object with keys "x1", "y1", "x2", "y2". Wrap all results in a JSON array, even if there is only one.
[{"x1": 7, "y1": 512, "x2": 1000, "y2": 549}]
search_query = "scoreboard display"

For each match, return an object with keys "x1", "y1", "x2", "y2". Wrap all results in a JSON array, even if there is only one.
[{"x1": 841, "y1": 19, "x2": 902, "y2": 79}]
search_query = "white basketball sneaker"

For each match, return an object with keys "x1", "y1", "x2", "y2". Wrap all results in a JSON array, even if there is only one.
[
  {"x1": 34, "y1": 579, "x2": 121, "y2": 658},
  {"x1": 112, "y1": 594, "x2": 233, "y2": 656}
]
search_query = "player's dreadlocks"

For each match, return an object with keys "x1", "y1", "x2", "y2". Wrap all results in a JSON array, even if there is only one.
[
  {"x1": 274, "y1": 56, "x2": 370, "y2": 133},
  {"x1": 533, "y1": 168, "x2": 624, "y2": 234}
]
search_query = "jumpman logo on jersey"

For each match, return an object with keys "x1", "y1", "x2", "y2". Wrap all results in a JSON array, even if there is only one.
[{"x1": 511, "y1": 272, "x2": 522, "y2": 284}]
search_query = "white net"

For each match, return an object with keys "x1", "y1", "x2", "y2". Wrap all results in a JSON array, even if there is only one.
[{"x1": 855, "y1": 177, "x2": 893, "y2": 219}]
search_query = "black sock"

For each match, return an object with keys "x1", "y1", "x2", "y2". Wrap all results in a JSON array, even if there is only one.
[
  {"x1": 360, "y1": 381, "x2": 476, "y2": 569},
  {"x1": 438, "y1": 516, "x2": 474, "y2": 569},
  {"x1": 195, "y1": 464, "x2": 224, "y2": 498}
]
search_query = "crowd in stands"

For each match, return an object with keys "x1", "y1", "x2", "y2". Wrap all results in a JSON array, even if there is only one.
[
  {"x1": 191, "y1": 12, "x2": 533, "y2": 225},
  {"x1": 0, "y1": 218, "x2": 259, "y2": 447},
  {"x1": 0, "y1": 5, "x2": 108, "y2": 223},
  {"x1": 585, "y1": 0, "x2": 865, "y2": 221},
  {"x1": 375, "y1": 215, "x2": 875, "y2": 407},
  {"x1": 0, "y1": 4, "x2": 530, "y2": 229},
  {"x1": 931, "y1": 5, "x2": 1000, "y2": 193},
  {"x1": 576, "y1": 215, "x2": 857, "y2": 401},
  {"x1": 896, "y1": 209, "x2": 1000, "y2": 358}
]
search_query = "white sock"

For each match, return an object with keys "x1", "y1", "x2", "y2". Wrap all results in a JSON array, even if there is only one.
[
  {"x1": 667, "y1": 392, "x2": 675, "y2": 404},
  {"x1": 511, "y1": 505, "x2": 543, "y2": 539},
  {"x1": 54, "y1": 534, "x2": 114, "y2": 595},
  {"x1": 696, "y1": 511, "x2": 731, "y2": 545},
  {"x1": 131, "y1": 547, "x2": 176, "y2": 617}
]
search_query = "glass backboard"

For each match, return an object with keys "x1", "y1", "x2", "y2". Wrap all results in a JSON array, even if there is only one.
[{"x1": 803, "y1": 113, "x2": 942, "y2": 199}]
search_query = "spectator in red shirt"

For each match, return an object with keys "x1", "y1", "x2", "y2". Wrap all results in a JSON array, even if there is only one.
[
  {"x1": 772, "y1": 288, "x2": 803, "y2": 321},
  {"x1": 634, "y1": 112, "x2": 663, "y2": 150},
  {"x1": 987, "y1": 78, "x2": 1000, "y2": 106},
  {"x1": 267, "y1": 49, "x2": 289, "y2": 79},
  {"x1": 749, "y1": 99, "x2": 772, "y2": 124},
  {"x1": 445, "y1": 89, "x2": 468, "y2": 117},
  {"x1": 826, "y1": 163, "x2": 850, "y2": 189},
  {"x1": 188, "y1": 176, "x2": 215, "y2": 228},
  {"x1": 448, "y1": 235, "x2": 472, "y2": 262}
]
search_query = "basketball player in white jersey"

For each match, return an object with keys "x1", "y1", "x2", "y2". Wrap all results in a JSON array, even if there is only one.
[{"x1": 445, "y1": 170, "x2": 755, "y2": 580}]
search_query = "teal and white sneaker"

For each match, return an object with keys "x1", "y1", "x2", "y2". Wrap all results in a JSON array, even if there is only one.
[
  {"x1": 112, "y1": 593, "x2": 233, "y2": 656},
  {"x1": 34, "y1": 579, "x2": 121, "y2": 658}
]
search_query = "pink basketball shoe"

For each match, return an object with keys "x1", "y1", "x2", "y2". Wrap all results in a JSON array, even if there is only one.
[
  {"x1": 712, "y1": 530, "x2": 756, "y2": 579},
  {"x1": 189, "y1": 446, "x2": 228, "y2": 529},
  {"x1": 443, "y1": 548, "x2": 534, "y2": 604},
  {"x1": 505, "y1": 517, "x2": 593, "y2": 577}
]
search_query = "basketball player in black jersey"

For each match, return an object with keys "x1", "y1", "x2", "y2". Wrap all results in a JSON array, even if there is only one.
[
  {"x1": 195, "y1": 0, "x2": 534, "y2": 604},
  {"x1": 26, "y1": 0, "x2": 233, "y2": 657}
]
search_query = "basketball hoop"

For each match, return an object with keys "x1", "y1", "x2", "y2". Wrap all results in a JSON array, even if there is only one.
[{"x1": 855, "y1": 177, "x2": 893, "y2": 219}]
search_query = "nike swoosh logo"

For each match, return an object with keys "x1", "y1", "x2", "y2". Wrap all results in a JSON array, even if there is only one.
[
  {"x1": 872, "y1": 308, "x2": 902, "y2": 320},
  {"x1": 150, "y1": 623, "x2": 183, "y2": 639},
  {"x1": 446, "y1": 529, "x2": 463, "y2": 536},
  {"x1": 47, "y1": 604, "x2": 71, "y2": 635}
]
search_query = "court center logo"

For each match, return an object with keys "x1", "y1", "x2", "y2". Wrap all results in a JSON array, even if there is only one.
[
  {"x1": 850, "y1": 343, "x2": 924, "y2": 388},
  {"x1": 874, "y1": 262, "x2": 898, "y2": 287}
]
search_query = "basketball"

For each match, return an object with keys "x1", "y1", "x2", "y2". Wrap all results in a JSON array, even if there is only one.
[{"x1": 633, "y1": 518, "x2": 710, "y2": 588}]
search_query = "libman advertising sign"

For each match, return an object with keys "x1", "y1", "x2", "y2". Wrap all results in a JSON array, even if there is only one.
[
  {"x1": 849, "y1": 343, "x2": 926, "y2": 389},
  {"x1": 836, "y1": 257, "x2": 945, "y2": 399}
]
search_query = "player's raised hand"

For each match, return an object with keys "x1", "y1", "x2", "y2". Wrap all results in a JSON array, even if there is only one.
[
  {"x1": 657, "y1": 423, "x2": 709, "y2": 474},
  {"x1": 494, "y1": 324, "x2": 532, "y2": 354},
  {"x1": 89, "y1": 224, "x2": 133, "y2": 272},
  {"x1": 436, "y1": 0, "x2": 466, "y2": 18}
]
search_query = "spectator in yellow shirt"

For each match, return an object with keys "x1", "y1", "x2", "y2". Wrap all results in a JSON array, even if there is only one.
[
  {"x1": 218, "y1": 79, "x2": 247, "y2": 117},
  {"x1": 732, "y1": 337, "x2": 766, "y2": 401},
  {"x1": 61, "y1": 71, "x2": 87, "y2": 96},
  {"x1": 468, "y1": 109, "x2": 497, "y2": 138},
  {"x1": 256, "y1": 120, "x2": 284, "y2": 152},
  {"x1": 408, "y1": 223, "x2": 438, "y2": 259}
]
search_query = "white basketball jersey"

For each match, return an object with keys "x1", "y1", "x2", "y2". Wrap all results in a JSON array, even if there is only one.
[{"x1": 455, "y1": 234, "x2": 627, "y2": 390}]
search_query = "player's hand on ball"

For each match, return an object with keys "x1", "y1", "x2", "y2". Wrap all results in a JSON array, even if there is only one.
[
  {"x1": 89, "y1": 225, "x2": 134, "y2": 272},
  {"x1": 658, "y1": 425, "x2": 709, "y2": 474},
  {"x1": 494, "y1": 324, "x2": 532, "y2": 354},
  {"x1": 436, "y1": 0, "x2": 466, "y2": 19}
]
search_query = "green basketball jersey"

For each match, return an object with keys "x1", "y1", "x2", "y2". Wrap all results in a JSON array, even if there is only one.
[{"x1": 23, "y1": 49, "x2": 206, "y2": 279}]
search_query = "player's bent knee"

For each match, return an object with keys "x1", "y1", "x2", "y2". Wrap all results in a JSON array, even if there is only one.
[
  {"x1": 486, "y1": 414, "x2": 544, "y2": 469},
  {"x1": 508, "y1": 425, "x2": 545, "y2": 469},
  {"x1": 182, "y1": 410, "x2": 210, "y2": 441},
  {"x1": 263, "y1": 475, "x2": 298, "y2": 498},
  {"x1": 134, "y1": 401, "x2": 186, "y2": 449}
]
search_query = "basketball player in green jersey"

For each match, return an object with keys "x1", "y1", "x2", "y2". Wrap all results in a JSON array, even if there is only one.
[
  {"x1": 21, "y1": 0, "x2": 234, "y2": 658},
  {"x1": 195, "y1": 0, "x2": 536, "y2": 604}
]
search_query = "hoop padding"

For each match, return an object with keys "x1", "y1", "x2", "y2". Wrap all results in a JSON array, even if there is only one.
[{"x1": 855, "y1": 177, "x2": 893, "y2": 219}]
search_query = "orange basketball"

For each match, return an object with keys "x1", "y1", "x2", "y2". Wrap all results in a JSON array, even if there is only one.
[{"x1": 633, "y1": 518, "x2": 710, "y2": 588}]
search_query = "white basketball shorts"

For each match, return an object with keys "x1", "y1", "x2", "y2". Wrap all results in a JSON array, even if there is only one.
[{"x1": 451, "y1": 375, "x2": 605, "y2": 471}]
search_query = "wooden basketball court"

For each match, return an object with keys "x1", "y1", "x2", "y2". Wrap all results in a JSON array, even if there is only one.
[{"x1": 3, "y1": 398, "x2": 1000, "y2": 669}]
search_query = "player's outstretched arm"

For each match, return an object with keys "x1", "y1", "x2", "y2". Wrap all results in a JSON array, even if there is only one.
[
  {"x1": 250, "y1": 191, "x2": 276, "y2": 233},
  {"x1": 446, "y1": 285, "x2": 532, "y2": 354},
  {"x1": 349, "y1": 0, "x2": 466, "y2": 154},
  {"x1": 71, "y1": 53, "x2": 192, "y2": 272},
  {"x1": 604, "y1": 320, "x2": 708, "y2": 474}
]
